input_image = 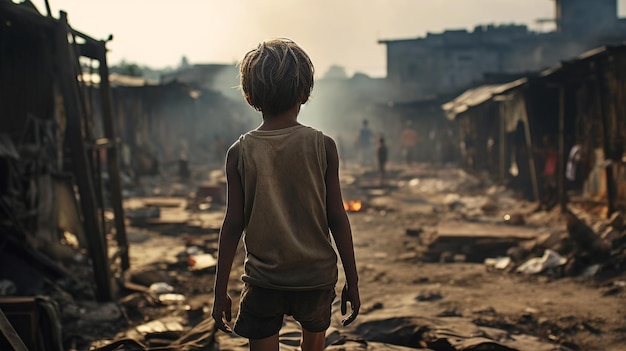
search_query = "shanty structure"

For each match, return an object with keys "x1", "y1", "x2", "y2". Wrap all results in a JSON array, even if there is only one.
[
  {"x1": 0, "y1": 0, "x2": 128, "y2": 315},
  {"x1": 539, "y1": 45, "x2": 626, "y2": 215},
  {"x1": 442, "y1": 44, "x2": 626, "y2": 217},
  {"x1": 110, "y1": 81, "x2": 254, "y2": 177},
  {"x1": 442, "y1": 78, "x2": 529, "y2": 178}
]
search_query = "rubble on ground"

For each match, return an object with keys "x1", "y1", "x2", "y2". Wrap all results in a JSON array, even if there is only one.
[{"x1": 2, "y1": 164, "x2": 625, "y2": 350}]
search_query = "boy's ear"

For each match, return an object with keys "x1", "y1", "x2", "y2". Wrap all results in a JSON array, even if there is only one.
[{"x1": 300, "y1": 92, "x2": 309, "y2": 104}]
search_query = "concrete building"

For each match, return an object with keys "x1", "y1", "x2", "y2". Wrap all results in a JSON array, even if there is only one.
[
  {"x1": 556, "y1": 0, "x2": 619, "y2": 37},
  {"x1": 379, "y1": 0, "x2": 626, "y2": 100}
]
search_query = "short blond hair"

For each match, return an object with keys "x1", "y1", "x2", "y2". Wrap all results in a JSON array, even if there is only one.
[{"x1": 239, "y1": 38, "x2": 314, "y2": 115}]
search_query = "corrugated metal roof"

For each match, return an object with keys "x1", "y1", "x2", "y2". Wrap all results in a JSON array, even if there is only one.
[
  {"x1": 540, "y1": 43, "x2": 626, "y2": 78},
  {"x1": 441, "y1": 78, "x2": 527, "y2": 120}
]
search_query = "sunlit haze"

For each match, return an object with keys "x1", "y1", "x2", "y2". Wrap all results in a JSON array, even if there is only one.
[{"x1": 32, "y1": 0, "x2": 626, "y2": 77}]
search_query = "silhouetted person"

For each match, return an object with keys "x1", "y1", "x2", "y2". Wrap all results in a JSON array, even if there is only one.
[
  {"x1": 400, "y1": 120, "x2": 418, "y2": 165},
  {"x1": 534, "y1": 134, "x2": 558, "y2": 211},
  {"x1": 356, "y1": 119, "x2": 373, "y2": 167},
  {"x1": 178, "y1": 140, "x2": 190, "y2": 180},
  {"x1": 376, "y1": 135, "x2": 388, "y2": 186}
]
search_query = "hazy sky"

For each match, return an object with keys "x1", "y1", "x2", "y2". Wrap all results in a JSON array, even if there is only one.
[{"x1": 34, "y1": 0, "x2": 624, "y2": 77}]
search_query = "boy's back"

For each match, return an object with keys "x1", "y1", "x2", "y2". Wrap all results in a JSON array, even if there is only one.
[{"x1": 238, "y1": 125, "x2": 338, "y2": 290}]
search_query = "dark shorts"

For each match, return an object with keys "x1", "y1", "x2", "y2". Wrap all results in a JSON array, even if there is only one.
[{"x1": 233, "y1": 284, "x2": 336, "y2": 340}]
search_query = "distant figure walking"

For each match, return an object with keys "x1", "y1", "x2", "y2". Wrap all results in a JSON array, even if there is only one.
[
  {"x1": 356, "y1": 119, "x2": 373, "y2": 167},
  {"x1": 534, "y1": 134, "x2": 558, "y2": 211},
  {"x1": 178, "y1": 140, "x2": 191, "y2": 180},
  {"x1": 376, "y1": 135, "x2": 388, "y2": 186},
  {"x1": 400, "y1": 120, "x2": 419, "y2": 165}
]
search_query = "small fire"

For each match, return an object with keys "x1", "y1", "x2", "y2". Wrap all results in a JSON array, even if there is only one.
[{"x1": 344, "y1": 200, "x2": 363, "y2": 212}]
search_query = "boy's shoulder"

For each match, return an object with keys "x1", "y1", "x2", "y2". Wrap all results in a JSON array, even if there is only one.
[{"x1": 244, "y1": 124, "x2": 324, "y2": 137}]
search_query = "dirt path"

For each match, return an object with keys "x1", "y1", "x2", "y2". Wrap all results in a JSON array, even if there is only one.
[
  {"x1": 110, "y1": 163, "x2": 626, "y2": 351},
  {"x1": 336, "y1": 163, "x2": 626, "y2": 350},
  {"x1": 347, "y1": 208, "x2": 625, "y2": 350}
]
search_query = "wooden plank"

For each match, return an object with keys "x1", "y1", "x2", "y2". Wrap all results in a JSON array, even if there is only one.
[
  {"x1": 419, "y1": 221, "x2": 541, "y2": 262},
  {"x1": 96, "y1": 41, "x2": 131, "y2": 271},
  {"x1": 54, "y1": 12, "x2": 112, "y2": 301},
  {"x1": 435, "y1": 221, "x2": 540, "y2": 240},
  {"x1": 0, "y1": 308, "x2": 29, "y2": 351},
  {"x1": 141, "y1": 198, "x2": 186, "y2": 208}
]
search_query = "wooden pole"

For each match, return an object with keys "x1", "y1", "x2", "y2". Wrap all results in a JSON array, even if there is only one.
[
  {"x1": 596, "y1": 59, "x2": 617, "y2": 217},
  {"x1": 55, "y1": 12, "x2": 112, "y2": 301},
  {"x1": 522, "y1": 89, "x2": 540, "y2": 202},
  {"x1": 0, "y1": 308, "x2": 29, "y2": 351},
  {"x1": 95, "y1": 41, "x2": 130, "y2": 271},
  {"x1": 499, "y1": 102, "x2": 506, "y2": 183},
  {"x1": 558, "y1": 85, "x2": 566, "y2": 212}
]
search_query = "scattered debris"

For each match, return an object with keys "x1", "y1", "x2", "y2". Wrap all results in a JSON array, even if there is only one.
[
  {"x1": 419, "y1": 221, "x2": 539, "y2": 262},
  {"x1": 515, "y1": 249, "x2": 567, "y2": 275}
]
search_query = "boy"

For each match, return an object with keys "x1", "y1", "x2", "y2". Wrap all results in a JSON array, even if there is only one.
[{"x1": 212, "y1": 38, "x2": 360, "y2": 351}]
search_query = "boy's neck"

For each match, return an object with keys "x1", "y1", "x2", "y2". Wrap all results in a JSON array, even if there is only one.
[{"x1": 258, "y1": 104, "x2": 301, "y2": 131}]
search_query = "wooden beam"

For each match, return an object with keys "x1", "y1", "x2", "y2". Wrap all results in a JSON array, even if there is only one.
[
  {"x1": 595, "y1": 61, "x2": 618, "y2": 217},
  {"x1": 0, "y1": 308, "x2": 29, "y2": 351},
  {"x1": 558, "y1": 85, "x2": 566, "y2": 212},
  {"x1": 54, "y1": 12, "x2": 113, "y2": 301},
  {"x1": 522, "y1": 89, "x2": 540, "y2": 202},
  {"x1": 499, "y1": 102, "x2": 506, "y2": 183},
  {"x1": 94, "y1": 41, "x2": 131, "y2": 271}
]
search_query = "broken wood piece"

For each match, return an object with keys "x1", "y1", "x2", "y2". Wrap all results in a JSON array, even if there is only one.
[{"x1": 421, "y1": 221, "x2": 540, "y2": 262}]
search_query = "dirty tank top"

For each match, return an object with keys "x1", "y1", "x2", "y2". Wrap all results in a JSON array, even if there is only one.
[{"x1": 237, "y1": 125, "x2": 338, "y2": 290}]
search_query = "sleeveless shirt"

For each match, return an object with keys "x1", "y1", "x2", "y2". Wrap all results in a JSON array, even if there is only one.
[{"x1": 237, "y1": 125, "x2": 338, "y2": 291}]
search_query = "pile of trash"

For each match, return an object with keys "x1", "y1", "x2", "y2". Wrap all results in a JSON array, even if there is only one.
[{"x1": 486, "y1": 208, "x2": 626, "y2": 283}]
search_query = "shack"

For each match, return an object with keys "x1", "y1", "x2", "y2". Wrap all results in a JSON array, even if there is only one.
[
  {"x1": 1, "y1": 2, "x2": 128, "y2": 349},
  {"x1": 442, "y1": 44, "x2": 626, "y2": 216},
  {"x1": 110, "y1": 81, "x2": 254, "y2": 179},
  {"x1": 442, "y1": 79, "x2": 528, "y2": 175},
  {"x1": 539, "y1": 44, "x2": 626, "y2": 215}
]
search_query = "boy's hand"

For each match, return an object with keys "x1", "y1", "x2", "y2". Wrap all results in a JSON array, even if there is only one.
[
  {"x1": 340, "y1": 283, "x2": 360, "y2": 326},
  {"x1": 212, "y1": 294, "x2": 233, "y2": 333}
]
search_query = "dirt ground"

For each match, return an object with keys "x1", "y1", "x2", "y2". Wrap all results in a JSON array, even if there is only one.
[
  {"x1": 325, "y1": 163, "x2": 624, "y2": 351},
  {"x1": 84, "y1": 162, "x2": 626, "y2": 351},
  {"x1": 345, "y1": 198, "x2": 626, "y2": 351}
]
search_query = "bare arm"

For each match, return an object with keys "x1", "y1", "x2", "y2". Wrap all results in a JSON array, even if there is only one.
[
  {"x1": 212, "y1": 143, "x2": 245, "y2": 333},
  {"x1": 325, "y1": 135, "x2": 360, "y2": 326}
]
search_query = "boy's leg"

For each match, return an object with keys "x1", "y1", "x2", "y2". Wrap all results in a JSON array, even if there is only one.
[
  {"x1": 290, "y1": 288, "x2": 335, "y2": 351},
  {"x1": 249, "y1": 333, "x2": 279, "y2": 351},
  {"x1": 301, "y1": 329, "x2": 325, "y2": 351}
]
